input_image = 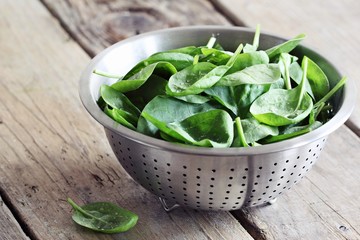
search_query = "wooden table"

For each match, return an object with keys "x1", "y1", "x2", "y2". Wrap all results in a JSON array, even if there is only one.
[{"x1": 1, "y1": 0, "x2": 359, "y2": 239}]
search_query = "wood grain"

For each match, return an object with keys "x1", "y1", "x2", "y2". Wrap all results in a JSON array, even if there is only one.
[
  {"x1": 212, "y1": 0, "x2": 360, "y2": 136},
  {"x1": 0, "y1": 0, "x2": 251, "y2": 239},
  {"x1": 0, "y1": 196, "x2": 29, "y2": 240},
  {"x1": 40, "y1": 0, "x2": 231, "y2": 56}
]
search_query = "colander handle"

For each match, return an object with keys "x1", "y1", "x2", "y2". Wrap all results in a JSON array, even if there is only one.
[{"x1": 158, "y1": 197, "x2": 181, "y2": 212}]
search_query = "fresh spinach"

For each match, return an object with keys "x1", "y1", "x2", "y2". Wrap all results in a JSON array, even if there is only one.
[
  {"x1": 250, "y1": 58, "x2": 313, "y2": 126},
  {"x1": 67, "y1": 198, "x2": 138, "y2": 234},
  {"x1": 96, "y1": 26, "x2": 346, "y2": 148},
  {"x1": 266, "y1": 33, "x2": 306, "y2": 59},
  {"x1": 100, "y1": 85, "x2": 141, "y2": 127},
  {"x1": 143, "y1": 109, "x2": 234, "y2": 147}
]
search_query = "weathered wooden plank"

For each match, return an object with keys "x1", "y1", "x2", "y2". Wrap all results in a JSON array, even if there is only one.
[
  {"x1": 0, "y1": 0, "x2": 252, "y2": 239},
  {"x1": 212, "y1": 0, "x2": 360, "y2": 136},
  {"x1": 232, "y1": 126, "x2": 360, "y2": 239},
  {"x1": 40, "y1": 0, "x2": 231, "y2": 56},
  {"x1": 0, "y1": 196, "x2": 29, "y2": 240}
]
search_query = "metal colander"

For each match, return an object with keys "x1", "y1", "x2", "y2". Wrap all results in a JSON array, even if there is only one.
[{"x1": 79, "y1": 26, "x2": 356, "y2": 211}]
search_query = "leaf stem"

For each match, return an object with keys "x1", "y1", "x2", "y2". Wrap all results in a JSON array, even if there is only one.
[
  {"x1": 280, "y1": 54, "x2": 292, "y2": 90},
  {"x1": 314, "y1": 76, "x2": 347, "y2": 108},
  {"x1": 93, "y1": 69, "x2": 122, "y2": 79},
  {"x1": 206, "y1": 36, "x2": 217, "y2": 49},
  {"x1": 235, "y1": 117, "x2": 249, "y2": 147},
  {"x1": 226, "y1": 43, "x2": 244, "y2": 67},
  {"x1": 193, "y1": 55, "x2": 199, "y2": 65},
  {"x1": 252, "y1": 24, "x2": 261, "y2": 50},
  {"x1": 296, "y1": 57, "x2": 308, "y2": 110},
  {"x1": 67, "y1": 198, "x2": 108, "y2": 224}
]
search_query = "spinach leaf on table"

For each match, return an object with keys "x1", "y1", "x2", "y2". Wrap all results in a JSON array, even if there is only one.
[{"x1": 67, "y1": 198, "x2": 138, "y2": 234}]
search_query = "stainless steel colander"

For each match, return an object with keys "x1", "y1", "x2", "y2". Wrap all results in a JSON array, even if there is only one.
[{"x1": 79, "y1": 26, "x2": 356, "y2": 211}]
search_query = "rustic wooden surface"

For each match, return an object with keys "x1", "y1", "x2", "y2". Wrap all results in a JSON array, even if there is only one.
[
  {"x1": 0, "y1": 0, "x2": 251, "y2": 239},
  {"x1": 41, "y1": 0, "x2": 231, "y2": 57},
  {"x1": 213, "y1": 0, "x2": 360, "y2": 136},
  {"x1": 1, "y1": 0, "x2": 359, "y2": 239},
  {"x1": 0, "y1": 196, "x2": 29, "y2": 240}
]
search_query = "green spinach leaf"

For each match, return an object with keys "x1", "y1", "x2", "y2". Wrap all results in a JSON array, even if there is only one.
[
  {"x1": 250, "y1": 58, "x2": 313, "y2": 126},
  {"x1": 67, "y1": 198, "x2": 138, "y2": 234},
  {"x1": 302, "y1": 56, "x2": 330, "y2": 100},
  {"x1": 111, "y1": 62, "x2": 176, "y2": 93},
  {"x1": 143, "y1": 109, "x2": 234, "y2": 147},
  {"x1": 217, "y1": 63, "x2": 281, "y2": 86},
  {"x1": 123, "y1": 52, "x2": 193, "y2": 79},
  {"x1": 138, "y1": 96, "x2": 217, "y2": 136},
  {"x1": 100, "y1": 85, "x2": 141, "y2": 126},
  {"x1": 166, "y1": 62, "x2": 229, "y2": 96},
  {"x1": 266, "y1": 33, "x2": 306, "y2": 59}
]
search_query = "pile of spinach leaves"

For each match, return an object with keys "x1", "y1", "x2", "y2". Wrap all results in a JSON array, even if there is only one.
[{"x1": 96, "y1": 26, "x2": 346, "y2": 148}]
